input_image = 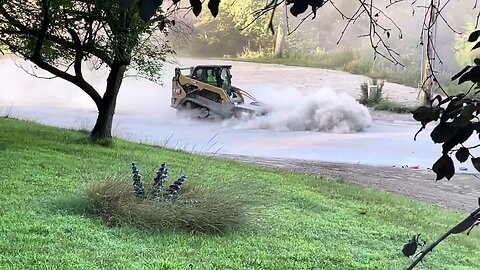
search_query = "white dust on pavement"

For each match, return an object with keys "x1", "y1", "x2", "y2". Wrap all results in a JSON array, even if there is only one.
[{"x1": 223, "y1": 87, "x2": 372, "y2": 133}]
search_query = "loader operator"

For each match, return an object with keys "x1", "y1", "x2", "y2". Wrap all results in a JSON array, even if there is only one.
[{"x1": 206, "y1": 69, "x2": 217, "y2": 86}]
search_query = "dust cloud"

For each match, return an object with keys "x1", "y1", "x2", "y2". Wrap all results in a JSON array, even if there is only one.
[
  {"x1": 0, "y1": 56, "x2": 177, "y2": 121},
  {"x1": 223, "y1": 87, "x2": 372, "y2": 133}
]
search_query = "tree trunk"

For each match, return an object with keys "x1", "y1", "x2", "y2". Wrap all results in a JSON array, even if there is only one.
[
  {"x1": 273, "y1": 6, "x2": 287, "y2": 58},
  {"x1": 418, "y1": 0, "x2": 439, "y2": 107},
  {"x1": 273, "y1": 18, "x2": 286, "y2": 58},
  {"x1": 90, "y1": 62, "x2": 126, "y2": 140}
]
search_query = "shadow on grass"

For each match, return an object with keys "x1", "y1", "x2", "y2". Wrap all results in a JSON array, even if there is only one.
[{"x1": 71, "y1": 134, "x2": 116, "y2": 148}]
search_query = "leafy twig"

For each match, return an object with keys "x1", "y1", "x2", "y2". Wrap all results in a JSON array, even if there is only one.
[{"x1": 407, "y1": 207, "x2": 480, "y2": 269}]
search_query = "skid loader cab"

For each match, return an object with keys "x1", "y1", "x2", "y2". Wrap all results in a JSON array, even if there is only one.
[
  {"x1": 171, "y1": 65, "x2": 267, "y2": 119},
  {"x1": 190, "y1": 65, "x2": 234, "y2": 94}
]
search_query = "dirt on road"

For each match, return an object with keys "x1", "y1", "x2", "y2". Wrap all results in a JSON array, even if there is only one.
[{"x1": 219, "y1": 154, "x2": 480, "y2": 213}]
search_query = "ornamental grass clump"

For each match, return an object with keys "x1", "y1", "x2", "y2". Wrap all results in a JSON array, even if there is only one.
[{"x1": 84, "y1": 162, "x2": 247, "y2": 234}]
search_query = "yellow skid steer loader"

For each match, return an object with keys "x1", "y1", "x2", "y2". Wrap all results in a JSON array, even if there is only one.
[{"x1": 171, "y1": 65, "x2": 267, "y2": 119}]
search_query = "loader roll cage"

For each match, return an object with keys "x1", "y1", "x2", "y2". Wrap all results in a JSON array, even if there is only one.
[{"x1": 175, "y1": 65, "x2": 234, "y2": 96}]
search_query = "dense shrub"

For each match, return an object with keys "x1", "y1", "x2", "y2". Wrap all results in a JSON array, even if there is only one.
[{"x1": 359, "y1": 79, "x2": 385, "y2": 105}]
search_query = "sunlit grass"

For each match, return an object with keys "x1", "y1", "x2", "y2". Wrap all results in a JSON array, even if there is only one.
[{"x1": 1, "y1": 118, "x2": 480, "y2": 269}]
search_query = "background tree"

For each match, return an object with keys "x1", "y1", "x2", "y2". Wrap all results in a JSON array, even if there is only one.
[
  {"x1": 180, "y1": 0, "x2": 274, "y2": 57},
  {"x1": 455, "y1": 20, "x2": 480, "y2": 67},
  {"x1": 184, "y1": 5, "x2": 252, "y2": 57}
]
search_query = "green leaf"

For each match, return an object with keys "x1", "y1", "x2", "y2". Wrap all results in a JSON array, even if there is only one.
[
  {"x1": 439, "y1": 95, "x2": 454, "y2": 106},
  {"x1": 432, "y1": 155, "x2": 455, "y2": 181},
  {"x1": 444, "y1": 97, "x2": 465, "y2": 119},
  {"x1": 138, "y1": 0, "x2": 163, "y2": 22},
  {"x1": 310, "y1": 0, "x2": 326, "y2": 19},
  {"x1": 451, "y1": 65, "x2": 471, "y2": 81},
  {"x1": 190, "y1": 0, "x2": 202, "y2": 17},
  {"x1": 474, "y1": 58, "x2": 480, "y2": 66},
  {"x1": 208, "y1": 0, "x2": 220, "y2": 17},
  {"x1": 472, "y1": 157, "x2": 480, "y2": 173},
  {"x1": 473, "y1": 122, "x2": 480, "y2": 133},
  {"x1": 468, "y1": 30, "x2": 480, "y2": 42},
  {"x1": 455, "y1": 147, "x2": 470, "y2": 163},
  {"x1": 468, "y1": 66, "x2": 480, "y2": 83},
  {"x1": 412, "y1": 106, "x2": 441, "y2": 124},
  {"x1": 290, "y1": 2, "x2": 309, "y2": 17},
  {"x1": 459, "y1": 71, "x2": 473, "y2": 84},
  {"x1": 430, "y1": 122, "x2": 454, "y2": 144},
  {"x1": 459, "y1": 104, "x2": 476, "y2": 121},
  {"x1": 473, "y1": 41, "x2": 480, "y2": 51},
  {"x1": 446, "y1": 123, "x2": 474, "y2": 149},
  {"x1": 309, "y1": 0, "x2": 326, "y2": 8}
]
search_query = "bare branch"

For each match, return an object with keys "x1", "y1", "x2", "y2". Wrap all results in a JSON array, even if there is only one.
[
  {"x1": 67, "y1": 28, "x2": 84, "y2": 78},
  {"x1": 13, "y1": 61, "x2": 57, "y2": 80},
  {"x1": 123, "y1": 74, "x2": 164, "y2": 86},
  {"x1": 287, "y1": 11, "x2": 314, "y2": 36}
]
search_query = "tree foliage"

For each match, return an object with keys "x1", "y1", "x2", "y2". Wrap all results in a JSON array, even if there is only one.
[
  {"x1": 406, "y1": 29, "x2": 480, "y2": 268},
  {"x1": 413, "y1": 30, "x2": 480, "y2": 180},
  {"x1": 0, "y1": 0, "x2": 172, "y2": 79},
  {"x1": 184, "y1": 0, "x2": 274, "y2": 57},
  {"x1": 455, "y1": 20, "x2": 480, "y2": 67},
  {"x1": 0, "y1": 0, "x2": 172, "y2": 139}
]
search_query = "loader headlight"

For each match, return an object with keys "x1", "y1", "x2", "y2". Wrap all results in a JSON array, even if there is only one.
[{"x1": 173, "y1": 88, "x2": 182, "y2": 94}]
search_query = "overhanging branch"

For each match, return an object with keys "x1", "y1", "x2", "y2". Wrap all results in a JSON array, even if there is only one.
[
  {"x1": 67, "y1": 28, "x2": 84, "y2": 78},
  {"x1": 30, "y1": 55, "x2": 103, "y2": 108},
  {"x1": 32, "y1": 0, "x2": 50, "y2": 59},
  {"x1": 0, "y1": 4, "x2": 112, "y2": 66}
]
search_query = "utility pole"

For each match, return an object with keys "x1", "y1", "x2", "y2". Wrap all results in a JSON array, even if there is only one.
[{"x1": 418, "y1": 0, "x2": 440, "y2": 107}]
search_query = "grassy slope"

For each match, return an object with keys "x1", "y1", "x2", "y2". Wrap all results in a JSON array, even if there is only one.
[{"x1": 1, "y1": 118, "x2": 480, "y2": 269}]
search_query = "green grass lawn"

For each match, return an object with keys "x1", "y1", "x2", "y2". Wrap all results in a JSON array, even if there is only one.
[
  {"x1": 1, "y1": 118, "x2": 480, "y2": 269},
  {"x1": 364, "y1": 100, "x2": 417, "y2": 114}
]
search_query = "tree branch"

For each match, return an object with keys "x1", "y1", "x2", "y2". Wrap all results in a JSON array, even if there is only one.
[
  {"x1": 13, "y1": 60, "x2": 58, "y2": 80},
  {"x1": 30, "y1": 54, "x2": 102, "y2": 108},
  {"x1": 32, "y1": 0, "x2": 50, "y2": 59},
  {"x1": 0, "y1": 4, "x2": 112, "y2": 66},
  {"x1": 407, "y1": 207, "x2": 480, "y2": 270},
  {"x1": 1, "y1": 0, "x2": 103, "y2": 108},
  {"x1": 67, "y1": 28, "x2": 84, "y2": 78}
]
